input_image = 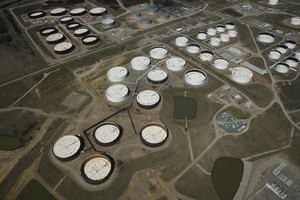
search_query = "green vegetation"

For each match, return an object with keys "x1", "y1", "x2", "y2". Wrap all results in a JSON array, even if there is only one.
[{"x1": 17, "y1": 179, "x2": 55, "y2": 200}]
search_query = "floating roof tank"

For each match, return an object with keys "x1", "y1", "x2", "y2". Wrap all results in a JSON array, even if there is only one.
[
  {"x1": 90, "y1": 7, "x2": 107, "y2": 16},
  {"x1": 81, "y1": 155, "x2": 114, "y2": 184},
  {"x1": 210, "y1": 37, "x2": 221, "y2": 47},
  {"x1": 28, "y1": 11, "x2": 46, "y2": 19},
  {"x1": 200, "y1": 50, "x2": 214, "y2": 61},
  {"x1": 70, "y1": 8, "x2": 86, "y2": 16},
  {"x1": 276, "y1": 44, "x2": 288, "y2": 54},
  {"x1": 290, "y1": 17, "x2": 300, "y2": 26},
  {"x1": 82, "y1": 35, "x2": 99, "y2": 45},
  {"x1": 226, "y1": 22, "x2": 236, "y2": 30},
  {"x1": 50, "y1": 8, "x2": 67, "y2": 16},
  {"x1": 52, "y1": 135, "x2": 84, "y2": 161},
  {"x1": 46, "y1": 33, "x2": 65, "y2": 44},
  {"x1": 257, "y1": 32, "x2": 275, "y2": 43},
  {"x1": 175, "y1": 36, "x2": 188, "y2": 47},
  {"x1": 136, "y1": 90, "x2": 160, "y2": 109},
  {"x1": 140, "y1": 123, "x2": 168, "y2": 147},
  {"x1": 207, "y1": 28, "x2": 217, "y2": 36},
  {"x1": 105, "y1": 84, "x2": 129, "y2": 103},
  {"x1": 131, "y1": 56, "x2": 151, "y2": 71},
  {"x1": 220, "y1": 33, "x2": 230, "y2": 42},
  {"x1": 184, "y1": 69, "x2": 207, "y2": 86},
  {"x1": 54, "y1": 42, "x2": 75, "y2": 54},
  {"x1": 186, "y1": 44, "x2": 200, "y2": 54},
  {"x1": 275, "y1": 63, "x2": 289, "y2": 73},
  {"x1": 147, "y1": 69, "x2": 168, "y2": 84},
  {"x1": 93, "y1": 122, "x2": 122, "y2": 146},
  {"x1": 166, "y1": 57, "x2": 186, "y2": 72},
  {"x1": 197, "y1": 32, "x2": 207, "y2": 40},
  {"x1": 285, "y1": 40, "x2": 296, "y2": 49},
  {"x1": 59, "y1": 16, "x2": 74, "y2": 24},
  {"x1": 285, "y1": 57, "x2": 299, "y2": 67},
  {"x1": 40, "y1": 27, "x2": 58, "y2": 36},
  {"x1": 268, "y1": 0, "x2": 278, "y2": 5},
  {"x1": 214, "y1": 59, "x2": 229, "y2": 70},
  {"x1": 101, "y1": 18, "x2": 115, "y2": 26},
  {"x1": 228, "y1": 30, "x2": 238, "y2": 38},
  {"x1": 149, "y1": 47, "x2": 168, "y2": 59},
  {"x1": 231, "y1": 67, "x2": 253, "y2": 84},
  {"x1": 106, "y1": 66, "x2": 128, "y2": 82},
  {"x1": 66, "y1": 22, "x2": 81, "y2": 30},
  {"x1": 216, "y1": 25, "x2": 226, "y2": 33},
  {"x1": 268, "y1": 50, "x2": 282, "y2": 60},
  {"x1": 74, "y1": 27, "x2": 90, "y2": 37}
]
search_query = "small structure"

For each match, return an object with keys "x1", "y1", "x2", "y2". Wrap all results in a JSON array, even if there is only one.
[{"x1": 101, "y1": 18, "x2": 115, "y2": 26}]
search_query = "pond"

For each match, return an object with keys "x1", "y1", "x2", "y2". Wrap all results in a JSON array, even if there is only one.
[
  {"x1": 173, "y1": 96, "x2": 197, "y2": 120},
  {"x1": 0, "y1": 135, "x2": 22, "y2": 151},
  {"x1": 17, "y1": 179, "x2": 55, "y2": 200},
  {"x1": 211, "y1": 157, "x2": 244, "y2": 200}
]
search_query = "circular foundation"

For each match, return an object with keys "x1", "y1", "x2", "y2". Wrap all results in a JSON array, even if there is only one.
[
  {"x1": 52, "y1": 135, "x2": 84, "y2": 161},
  {"x1": 81, "y1": 155, "x2": 114, "y2": 184},
  {"x1": 231, "y1": 67, "x2": 253, "y2": 84},
  {"x1": 149, "y1": 47, "x2": 168, "y2": 59},
  {"x1": 107, "y1": 66, "x2": 128, "y2": 82},
  {"x1": 147, "y1": 69, "x2": 168, "y2": 84},
  {"x1": 140, "y1": 123, "x2": 168, "y2": 147},
  {"x1": 166, "y1": 57, "x2": 186, "y2": 72},
  {"x1": 136, "y1": 90, "x2": 160, "y2": 109},
  {"x1": 184, "y1": 69, "x2": 207, "y2": 86},
  {"x1": 131, "y1": 56, "x2": 151, "y2": 71},
  {"x1": 93, "y1": 123, "x2": 122, "y2": 146}
]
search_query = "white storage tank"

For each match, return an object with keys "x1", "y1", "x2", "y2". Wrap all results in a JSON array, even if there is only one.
[
  {"x1": 216, "y1": 25, "x2": 226, "y2": 33},
  {"x1": 46, "y1": 33, "x2": 65, "y2": 44},
  {"x1": 220, "y1": 33, "x2": 230, "y2": 42},
  {"x1": 52, "y1": 135, "x2": 84, "y2": 161},
  {"x1": 268, "y1": 0, "x2": 278, "y2": 5},
  {"x1": 140, "y1": 123, "x2": 168, "y2": 147},
  {"x1": 200, "y1": 50, "x2": 214, "y2": 61},
  {"x1": 268, "y1": 50, "x2": 282, "y2": 60},
  {"x1": 226, "y1": 22, "x2": 236, "y2": 30},
  {"x1": 50, "y1": 7, "x2": 67, "y2": 16},
  {"x1": 136, "y1": 90, "x2": 160, "y2": 109},
  {"x1": 290, "y1": 17, "x2": 300, "y2": 26},
  {"x1": 275, "y1": 63, "x2": 289, "y2": 73},
  {"x1": 101, "y1": 18, "x2": 115, "y2": 26},
  {"x1": 70, "y1": 8, "x2": 86, "y2": 16},
  {"x1": 40, "y1": 27, "x2": 58, "y2": 36},
  {"x1": 285, "y1": 57, "x2": 299, "y2": 67},
  {"x1": 105, "y1": 84, "x2": 129, "y2": 103},
  {"x1": 81, "y1": 155, "x2": 114, "y2": 184},
  {"x1": 149, "y1": 47, "x2": 168, "y2": 59},
  {"x1": 66, "y1": 22, "x2": 81, "y2": 30},
  {"x1": 184, "y1": 69, "x2": 207, "y2": 86},
  {"x1": 197, "y1": 32, "x2": 207, "y2": 40},
  {"x1": 257, "y1": 32, "x2": 275, "y2": 43},
  {"x1": 59, "y1": 16, "x2": 74, "y2": 24},
  {"x1": 131, "y1": 56, "x2": 151, "y2": 71},
  {"x1": 231, "y1": 67, "x2": 253, "y2": 84},
  {"x1": 186, "y1": 44, "x2": 200, "y2": 54},
  {"x1": 93, "y1": 122, "x2": 122, "y2": 146},
  {"x1": 285, "y1": 40, "x2": 296, "y2": 49},
  {"x1": 54, "y1": 42, "x2": 75, "y2": 54},
  {"x1": 90, "y1": 7, "x2": 107, "y2": 16},
  {"x1": 214, "y1": 59, "x2": 229, "y2": 70},
  {"x1": 74, "y1": 27, "x2": 90, "y2": 37},
  {"x1": 276, "y1": 44, "x2": 288, "y2": 54},
  {"x1": 210, "y1": 37, "x2": 221, "y2": 47},
  {"x1": 28, "y1": 11, "x2": 46, "y2": 19},
  {"x1": 82, "y1": 35, "x2": 99, "y2": 45},
  {"x1": 207, "y1": 28, "x2": 217, "y2": 36},
  {"x1": 106, "y1": 66, "x2": 128, "y2": 82},
  {"x1": 147, "y1": 69, "x2": 168, "y2": 84},
  {"x1": 175, "y1": 37, "x2": 188, "y2": 47},
  {"x1": 166, "y1": 57, "x2": 186, "y2": 72},
  {"x1": 228, "y1": 30, "x2": 238, "y2": 38}
]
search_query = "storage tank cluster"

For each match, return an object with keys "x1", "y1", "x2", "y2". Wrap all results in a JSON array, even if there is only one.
[
  {"x1": 39, "y1": 27, "x2": 75, "y2": 54},
  {"x1": 257, "y1": 32, "x2": 275, "y2": 44},
  {"x1": 268, "y1": 40, "x2": 297, "y2": 61},
  {"x1": 274, "y1": 53, "x2": 299, "y2": 74},
  {"x1": 231, "y1": 67, "x2": 253, "y2": 84},
  {"x1": 196, "y1": 22, "x2": 238, "y2": 48}
]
